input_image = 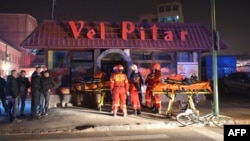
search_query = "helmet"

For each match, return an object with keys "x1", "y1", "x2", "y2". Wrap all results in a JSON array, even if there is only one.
[
  {"x1": 151, "y1": 63, "x2": 161, "y2": 70},
  {"x1": 130, "y1": 64, "x2": 138, "y2": 72},
  {"x1": 117, "y1": 64, "x2": 124, "y2": 71},
  {"x1": 113, "y1": 65, "x2": 118, "y2": 72}
]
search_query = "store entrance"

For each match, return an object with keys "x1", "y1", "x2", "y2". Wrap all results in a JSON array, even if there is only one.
[
  {"x1": 100, "y1": 52, "x2": 127, "y2": 79},
  {"x1": 101, "y1": 60, "x2": 127, "y2": 79}
]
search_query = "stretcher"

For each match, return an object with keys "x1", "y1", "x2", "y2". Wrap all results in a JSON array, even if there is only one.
[
  {"x1": 83, "y1": 88, "x2": 110, "y2": 111},
  {"x1": 152, "y1": 81, "x2": 213, "y2": 118},
  {"x1": 73, "y1": 79, "x2": 110, "y2": 111}
]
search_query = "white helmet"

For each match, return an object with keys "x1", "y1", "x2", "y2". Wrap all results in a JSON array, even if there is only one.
[{"x1": 130, "y1": 64, "x2": 138, "y2": 73}]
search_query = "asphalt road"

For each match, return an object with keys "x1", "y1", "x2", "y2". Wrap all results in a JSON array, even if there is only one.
[{"x1": 0, "y1": 127, "x2": 223, "y2": 141}]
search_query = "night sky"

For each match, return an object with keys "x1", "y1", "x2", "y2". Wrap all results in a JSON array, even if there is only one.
[{"x1": 0, "y1": 0, "x2": 249, "y2": 55}]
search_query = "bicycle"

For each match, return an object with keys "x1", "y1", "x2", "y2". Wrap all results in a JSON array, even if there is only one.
[{"x1": 176, "y1": 100, "x2": 236, "y2": 128}]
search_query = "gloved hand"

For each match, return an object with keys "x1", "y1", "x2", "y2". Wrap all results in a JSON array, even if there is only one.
[{"x1": 127, "y1": 91, "x2": 130, "y2": 96}]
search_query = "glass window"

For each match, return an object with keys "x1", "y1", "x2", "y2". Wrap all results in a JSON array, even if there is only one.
[
  {"x1": 154, "y1": 53, "x2": 172, "y2": 60},
  {"x1": 53, "y1": 51, "x2": 68, "y2": 68},
  {"x1": 159, "y1": 17, "x2": 165, "y2": 23},
  {"x1": 72, "y1": 52, "x2": 93, "y2": 61},
  {"x1": 173, "y1": 5, "x2": 179, "y2": 11},
  {"x1": 165, "y1": 5, "x2": 171, "y2": 11},
  {"x1": 166, "y1": 16, "x2": 173, "y2": 23},
  {"x1": 151, "y1": 18, "x2": 158, "y2": 23},
  {"x1": 160, "y1": 63, "x2": 171, "y2": 75},
  {"x1": 131, "y1": 52, "x2": 152, "y2": 60},
  {"x1": 177, "y1": 52, "x2": 193, "y2": 62},
  {"x1": 182, "y1": 54, "x2": 189, "y2": 62},
  {"x1": 171, "y1": 16, "x2": 179, "y2": 22},
  {"x1": 159, "y1": 6, "x2": 164, "y2": 12},
  {"x1": 140, "y1": 63, "x2": 152, "y2": 68},
  {"x1": 0, "y1": 50, "x2": 2, "y2": 60}
]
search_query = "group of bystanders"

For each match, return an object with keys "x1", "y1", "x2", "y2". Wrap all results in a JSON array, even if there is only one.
[{"x1": 0, "y1": 65, "x2": 56, "y2": 123}]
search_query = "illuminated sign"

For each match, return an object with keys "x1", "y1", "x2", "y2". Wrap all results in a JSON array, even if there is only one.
[{"x1": 68, "y1": 21, "x2": 188, "y2": 41}]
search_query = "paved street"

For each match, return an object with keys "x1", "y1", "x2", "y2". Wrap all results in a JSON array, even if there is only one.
[{"x1": 0, "y1": 93, "x2": 250, "y2": 139}]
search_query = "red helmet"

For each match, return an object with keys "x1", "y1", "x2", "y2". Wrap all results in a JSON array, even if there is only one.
[
  {"x1": 117, "y1": 64, "x2": 124, "y2": 71},
  {"x1": 151, "y1": 63, "x2": 161, "y2": 70}
]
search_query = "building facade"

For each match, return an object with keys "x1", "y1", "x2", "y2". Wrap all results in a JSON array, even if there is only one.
[
  {"x1": 0, "y1": 13, "x2": 38, "y2": 77},
  {"x1": 20, "y1": 20, "x2": 228, "y2": 88},
  {"x1": 139, "y1": 0, "x2": 184, "y2": 23},
  {"x1": 0, "y1": 39, "x2": 21, "y2": 76}
]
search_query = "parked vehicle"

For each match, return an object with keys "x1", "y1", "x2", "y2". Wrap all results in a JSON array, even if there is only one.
[
  {"x1": 223, "y1": 72, "x2": 250, "y2": 97},
  {"x1": 202, "y1": 55, "x2": 237, "y2": 81}
]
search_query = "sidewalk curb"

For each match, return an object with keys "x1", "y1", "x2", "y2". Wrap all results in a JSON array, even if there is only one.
[
  {"x1": 78, "y1": 122, "x2": 178, "y2": 132},
  {"x1": 1, "y1": 119, "x2": 250, "y2": 135}
]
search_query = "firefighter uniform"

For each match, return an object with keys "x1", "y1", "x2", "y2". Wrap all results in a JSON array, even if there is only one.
[
  {"x1": 129, "y1": 64, "x2": 143, "y2": 115},
  {"x1": 110, "y1": 65, "x2": 129, "y2": 117},
  {"x1": 152, "y1": 69, "x2": 162, "y2": 114},
  {"x1": 145, "y1": 63, "x2": 162, "y2": 114},
  {"x1": 145, "y1": 71, "x2": 155, "y2": 108}
]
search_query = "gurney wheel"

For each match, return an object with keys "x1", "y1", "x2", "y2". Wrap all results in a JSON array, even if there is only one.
[
  {"x1": 98, "y1": 106, "x2": 102, "y2": 112},
  {"x1": 166, "y1": 112, "x2": 172, "y2": 119}
]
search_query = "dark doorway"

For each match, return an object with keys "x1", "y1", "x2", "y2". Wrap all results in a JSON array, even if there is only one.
[{"x1": 101, "y1": 60, "x2": 127, "y2": 79}]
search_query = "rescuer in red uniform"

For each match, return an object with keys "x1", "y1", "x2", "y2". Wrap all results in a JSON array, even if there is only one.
[
  {"x1": 110, "y1": 64, "x2": 129, "y2": 117},
  {"x1": 145, "y1": 63, "x2": 162, "y2": 114},
  {"x1": 151, "y1": 63, "x2": 162, "y2": 114},
  {"x1": 129, "y1": 64, "x2": 143, "y2": 115},
  {"x1": 110, "y1": 65, "x2": 118, "y2": 113}
]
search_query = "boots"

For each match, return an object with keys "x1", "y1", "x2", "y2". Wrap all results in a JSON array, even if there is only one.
[
  {"x1": 137, "y1": 109, "x2": 141, "y2": 115},
  {"x1": 42, "y1": 108, "x2": 49, "y2": 115},
  {"x1": 123, "y1": 108, "x2": 127, "y2": 117},
  {"x1": 132, "y1": 110, "x2": 137, "y2": 115},
  {"x1": 113, "y1": 109, "x2": 117, "y2": 117},
  {"x1": 123, "y1": 112, "x2": 127, "y2": 117},
  {"x1": 113, "y1": 112, "x2": 117, "y2": 117}
]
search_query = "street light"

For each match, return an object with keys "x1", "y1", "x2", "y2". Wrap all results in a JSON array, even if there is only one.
[
  {"x1": 2, "y1": 45, "x2": 10, "y2": 76},
  {"x1": 2, "y1": 62, "x2": 10, "y2": 71},
  {"x1": 51, "y1": 0, "x2": 56, "y2": 20},
  {"x1": 211, "y1": 0, "x2": 219, "y2": 115}
]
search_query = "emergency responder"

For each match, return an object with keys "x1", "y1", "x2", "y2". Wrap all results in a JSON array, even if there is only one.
[
  {"x1": 110, "y1": 65, "x2": 118, "y2": 113},
  {"x1": 145, "y1": 63, "x2": 162, "y2": 114},
  {"x1": 129, "y1": 64, "x2": 143, "y2": 115},
  {"x1": 110, "y1": 64, "x2": 129, "y2": 117},
  {"x1": 145, "y1": 64, "x2": 155, "y2": 108},
  {"x1": 151, "y1": 63, "x2": 162, "y2": 114}
]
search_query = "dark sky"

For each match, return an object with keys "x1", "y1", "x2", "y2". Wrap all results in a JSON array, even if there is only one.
[{"x1": 0, "y1": 0, "x2": 249, "y2": 55}]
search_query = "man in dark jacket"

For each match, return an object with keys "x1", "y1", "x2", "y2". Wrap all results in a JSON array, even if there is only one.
[
  {"x1": 6, "y1": 69, "x2": 22, "y2": 122},
  {"x1": 0, "y1": 72, "x2": 7, "y2": 114},
  {"x1": 31, "y1": 66, "x2": 42, "y2": 118},
  {"x1": 40, "y1": 70, "x2": 55, "y2": 115},
  {"x1": 17, "y1": 70, "x2": 30, "y2": 116}
]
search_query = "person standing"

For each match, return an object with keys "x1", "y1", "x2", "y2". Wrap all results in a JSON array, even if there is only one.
[
  {"x1": 110, "y1": 64, "x2": 129, "y2": 117},
  {"x1": 145, "y1": 63, "x2": 162, "y2": 114},
  {"x1": 0, "y1": 72, "x2": 7, "y2": 114},
  {"x1": 17, "y1": 70, "x2": 30, "y2": 116},
  {"x1": 30, "y1": 66, "x2": 42, "y2": 118},
  {"x1": 129, "y1": 64, "x2": 143, "y2": 115},
  {"x1": 145, "y1": 65, "x2": 156, "y2": 108},
  {"x1": 40, "y1": 65, "x2": 48, "y2": 77},
  {"x1": 151, "y1": 63, "x2": 162, "y2": 114},
  {"x1": 6, "y1": 70, "x2": 22, "y2": 122},
  {"x1": 40, "y1": 70, "x2": 56, "y2": 115}
]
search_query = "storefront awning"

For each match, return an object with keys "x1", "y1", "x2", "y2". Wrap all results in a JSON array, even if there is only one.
[{"x1": 21, "y1": 20, "x2": 229, "y2": 51}]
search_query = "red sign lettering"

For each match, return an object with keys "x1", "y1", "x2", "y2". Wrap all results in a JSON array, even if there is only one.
[
  {"x1": 68, "y1": 21, "x2": 84, "y2": 39},
  {"x1": 68, "y1": 20, "x2": 188, "y2": 41},
  {"x1": 122, "y1": 21, "x2": 135, "y2": 40}
]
